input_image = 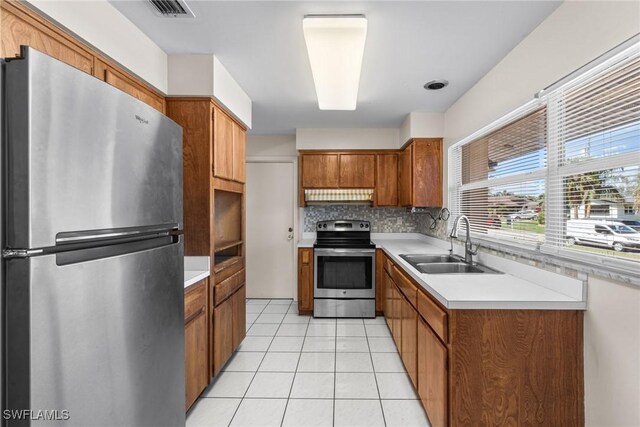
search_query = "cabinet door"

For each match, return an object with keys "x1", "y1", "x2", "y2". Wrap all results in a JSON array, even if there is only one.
[
  {"x1": 1, "y1": 2, "x2": 94, "y2": 75},
  {"x1": 213, "y1": 297, "x2": 233, "y2": 375},
  {"x1": 301, "y1": 154, "x2": 339, "y2": 188},
  {"x1": 185, "y1": 311, "x2": 208, "y2": 410},
  {"x1": 99, "y1": 61, "x2": 165, "y2": 113},
  {"x1": 232, "y1": 123, "x2": 246, "y2": 183},
  {"x1": 185, "y1": 280, "x2": 208, "y2": 410},
  {"x1": 398, "y1": 145, "x2": 412, "y2": 206},
  {"x1": 298, "y1": 248, "x2": 314, "y2": 313},
  {"x1": 375, "y1": 154, "x2": 398, "y2": 206},
  {"x1": 232, "y1": 285, "x2": 246, "y2": 350},
  {"x1": 213, "y1": 108, "x2": 234, "y2": 180},
  {"x1": 375, "y1": 249, "x2": 385, "y2": 313},
  {"x1": 384, "y1": 271, "x2": 394, "y2": 330},
  {"x1": 392, "y1": 285, "x2": 402, "y2": 351},
  {"x1": 401, "y1": 297, "x2": 418, "y2": 389},
  {"x1": 339, "y1": 154, "x2": 375, "y2": 188},
  {"x1": 418, "y1": 317, "x2": 447, "y2": 427},
  {"x1": 412, "y1": 139, "x2": 443, "y2": 207}
]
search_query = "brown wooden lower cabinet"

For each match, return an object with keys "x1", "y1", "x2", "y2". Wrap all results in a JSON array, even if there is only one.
[
  {"x1": 184, "y1": 279, "x2": 209, "y2": 411},
  {"x1": 298, "y1": 248, "x2": 314, "y2": 314},
  {"x1": 232, "y1": 284, "x2": 246, "y2": 349},
  {"x1": 384, "y1": 271, "x2": 393, "y2": 330},
  {"x1": 380, "y1": 252, "x2": 584, "y2": 426},
  {"x1": 391, "y1": 284, "x2": 402, "y2": 351},
  {"x1": 213, "y1": 281, "x2": 246, "y2": 376},
  {"x1": 375, "y1": 249, "x2": 385, "y2": 314},
  {"x1": 400, "y1": 295, "x2": 417, "y2": 388},
  {"x1": 417, "y1": 316, "x2": 447, "y2": 427},
  {"x1": 213, "y1": 293, "x2": 233, "y2": 376}
]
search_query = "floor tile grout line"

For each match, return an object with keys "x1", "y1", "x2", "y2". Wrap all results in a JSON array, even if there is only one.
[
  {"x1": 365, "y1": 317, "x2": 388, "y2": 427},
  {"x1": 226, "y1": 299, "x2": 281, "y2": 426},
  {"x1": 279, "y1": 304, "x2": 309, "y2": 427},
  {"x1": 333, "y1": 318, "x2": 337, "y2": 426}
]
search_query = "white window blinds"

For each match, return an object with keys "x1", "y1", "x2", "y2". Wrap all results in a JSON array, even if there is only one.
[
  {"x1": 449, "y1": 40, "x2": 640, "y2": 270},
  {"x1": 449, "y1": 104, "x2": 547, "y2": 245},
  {"x1": 544, "y1": 44, "x2": 640, "y2": 263}
]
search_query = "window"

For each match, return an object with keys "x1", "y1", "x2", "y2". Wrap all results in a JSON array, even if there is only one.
[
  {"x1": 449, "y1": 105, "x2": 547, "y2": 245},
  {"x1": 449, "y1": 40, "x2": 640, "y2": 270}
]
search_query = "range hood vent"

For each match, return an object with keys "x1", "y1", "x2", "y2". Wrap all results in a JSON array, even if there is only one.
[
  {"x1": 148, "y1": 0, "x2": 195, "y2": 17},
  {"x1": 305, "y1": 189, "x2": 373, "y2": 205}
]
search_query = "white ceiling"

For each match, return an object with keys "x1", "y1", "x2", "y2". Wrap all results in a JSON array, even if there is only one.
[{"x1": 110, "y1": 1, "x2": 561, "y2": 135}]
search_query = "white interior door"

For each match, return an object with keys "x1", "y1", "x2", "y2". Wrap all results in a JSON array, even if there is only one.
[{"x1": 246, "y1": 162, "x2": 295, "y2": 298}]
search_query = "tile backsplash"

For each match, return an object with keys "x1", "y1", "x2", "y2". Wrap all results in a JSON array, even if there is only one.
[{"x1": 302, "y1": 205, "x2": 448, "y2": 239}]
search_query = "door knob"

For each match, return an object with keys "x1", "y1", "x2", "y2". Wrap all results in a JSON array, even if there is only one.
[{"x1": 287, "y1": 234, "x2": 294, "y2": 241}]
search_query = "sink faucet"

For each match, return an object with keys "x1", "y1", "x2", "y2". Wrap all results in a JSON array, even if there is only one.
[{"x1": 449, "y1": 215, "x2": 478, "y2": 264}]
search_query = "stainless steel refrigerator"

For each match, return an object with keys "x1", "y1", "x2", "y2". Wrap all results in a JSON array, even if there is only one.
[{"x1": 2, "y1": 47, "x2": 185, "y2": 426}]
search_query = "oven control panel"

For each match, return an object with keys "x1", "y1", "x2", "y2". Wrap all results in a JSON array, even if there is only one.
[{"x1": 316, "y1": 220, "x2": 370, "y2": 231}]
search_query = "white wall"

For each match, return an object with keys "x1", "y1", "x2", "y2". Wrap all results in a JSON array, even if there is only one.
[
  {"x1": 26, "y1": 0, "x2": 168, "y2": 93},
  {"x1": 296, "y1": 128, "x2": 400, "y2": 150},
  {"x1": 441, "y1": 2, "x2": 640, "y2": 425},
  {"x1": 444, "y1": 1, "x2": 640, "y2": 144},
  {"x1": 399, "y1": 112, "x2": 445, "y2": 145},
  {"x1": 168, "y1": 54, "x2": 252, "y2": 129},
  {"x1": 247, "y1": 135, "x2": 297, "y2": 157},
  {"x1": 584, "y1": 277, "x2": 640, "y2": 426}
]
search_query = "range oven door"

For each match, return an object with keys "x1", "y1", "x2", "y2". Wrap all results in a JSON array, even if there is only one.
[{"x1": 314, "y1": 248, "x2": 376, "y2": 299}]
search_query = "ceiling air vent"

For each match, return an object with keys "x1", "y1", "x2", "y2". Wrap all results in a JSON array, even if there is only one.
[{"x1": 148, "y1": 0, "x2": 195, "y2": 18}]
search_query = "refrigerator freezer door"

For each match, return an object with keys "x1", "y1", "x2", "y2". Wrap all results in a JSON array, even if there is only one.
[
  {"x1": 5, "y1": 241, "x2": 185, "y2": 427},
  {"x1": 5, "y1": 48, "x2": 183, "y2": 249}
]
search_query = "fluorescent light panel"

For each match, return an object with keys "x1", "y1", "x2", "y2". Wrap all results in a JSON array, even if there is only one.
[{"x1": 303, "y1": 15, "x2": 367, "y2": 110}]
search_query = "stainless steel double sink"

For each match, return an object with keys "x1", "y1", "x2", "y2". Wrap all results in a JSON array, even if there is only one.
[{"x1": 399, "y1": 254, "x2": 503, "y2": 275}]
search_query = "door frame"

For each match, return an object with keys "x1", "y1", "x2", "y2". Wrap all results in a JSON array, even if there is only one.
[{"x1": 246, "y1": 156, "x2": 298, "y2": 301}]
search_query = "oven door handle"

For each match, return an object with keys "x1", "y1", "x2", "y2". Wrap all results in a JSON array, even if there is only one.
[{"x1": 314, "y1": 248, "x2": 376, "y2": 256}]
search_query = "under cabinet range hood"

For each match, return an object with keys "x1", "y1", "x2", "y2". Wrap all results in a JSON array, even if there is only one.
[{"x1": 304, "y1": 189, "x2": 374, "y2": 205}]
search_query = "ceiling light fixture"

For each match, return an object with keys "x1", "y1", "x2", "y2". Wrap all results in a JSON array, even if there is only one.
[{"x1": 303, "y1": 14, "x2": 367, "y2": 110}]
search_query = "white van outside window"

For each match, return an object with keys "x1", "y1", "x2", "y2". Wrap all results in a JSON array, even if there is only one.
[{"x1": 567, "y1": 220, "x2": 640, "y2": 253}]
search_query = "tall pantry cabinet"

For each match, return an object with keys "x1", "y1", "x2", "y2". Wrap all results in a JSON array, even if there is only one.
[{"x1": 166, "y1": 98, "x2": 247, "y2": 399}]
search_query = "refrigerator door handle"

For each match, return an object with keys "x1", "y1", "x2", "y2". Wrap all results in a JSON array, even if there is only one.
[
  {"x1": 56, "y1": 223, "x2": 181, "y2": 245},
  {"x1": 2, "y1": 248, "x2": 44, "y2": 259}
]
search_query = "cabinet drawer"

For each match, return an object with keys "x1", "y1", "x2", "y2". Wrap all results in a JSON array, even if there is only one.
[
  {"x1": 384, "y1": 255, "x2": 394, "y2": 275},
  {"x1": 185, "y1": 280, "x2": 207, "y2": 323},
  {"x1": 391, "y1": 265, "x2": 417, "y2": 307},
  {"x1": 215, "y1": 269, "x2": 246, "y2": 306},
  {"x1": 417, "y1": 291, "x2": 447, "y2": 343}
]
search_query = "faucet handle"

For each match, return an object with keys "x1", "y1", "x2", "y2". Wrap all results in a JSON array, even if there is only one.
[{"x1": 470, "y1": 244, "x2": 480, "y2": 255}]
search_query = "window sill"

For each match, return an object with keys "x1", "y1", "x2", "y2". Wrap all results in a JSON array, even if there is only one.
[{"x1": 461, "y1": 233, "x2": 640, "y2": 287}]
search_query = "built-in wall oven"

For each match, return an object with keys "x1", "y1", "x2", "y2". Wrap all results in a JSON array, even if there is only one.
[{"x1": 314, "y1": 220, "x2": 376, "y2": 318}]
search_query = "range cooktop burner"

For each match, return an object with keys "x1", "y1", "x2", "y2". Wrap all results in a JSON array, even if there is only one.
[{"x1": 314, "y1": 220, "x2": 375, "y2": 249}]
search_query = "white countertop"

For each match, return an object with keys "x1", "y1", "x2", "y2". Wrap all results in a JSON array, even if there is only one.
[
  {"x1": 374, "y1": 238, "x2": 586, "y2": 310},
  {"x1": 184, "y1": 256, "x2": 210, "y2": 290},
  {"x1": 298, "y1": 233, "x2": 586, "y2": 310},
  {"x1": 297, "y1": 238, "x2": 315, "y2": 248}
]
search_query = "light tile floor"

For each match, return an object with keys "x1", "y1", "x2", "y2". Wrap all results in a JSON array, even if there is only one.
[{"x1": 187, "y1": 299, "x2": 430, "y2": 427}]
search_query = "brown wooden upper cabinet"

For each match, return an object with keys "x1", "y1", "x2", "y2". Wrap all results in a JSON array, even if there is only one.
[
  {"x1": 1, "y1": 0, "x2": 166, "y2": 113},
  {"x1": 212, "y1": 107, "x2": 246, "y2": 183},
  {"x1": 97, "y1": 60, "x2": 165, "y2": 113},
  {"x1": 398, "y1": 139, "x2": 443, "y2": 207},
  {"x1": 339, "y1": 154, "x2": 375, "y2": 188},
  {"x1": 213, "y1": 108, "x2": 234, "y2": 181},
  {"x1": 300, "y1": 152, "x2": 376, "y2": 189},
  {"x1": 375, "y1": 153, "x2": 398, "y2": 206},
  {"x1": 301, "y1": 154, "x2": 340, "y2": 188},
  {"x1": 232, "y1": 123, "x2": 246, "y2": 183}
]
